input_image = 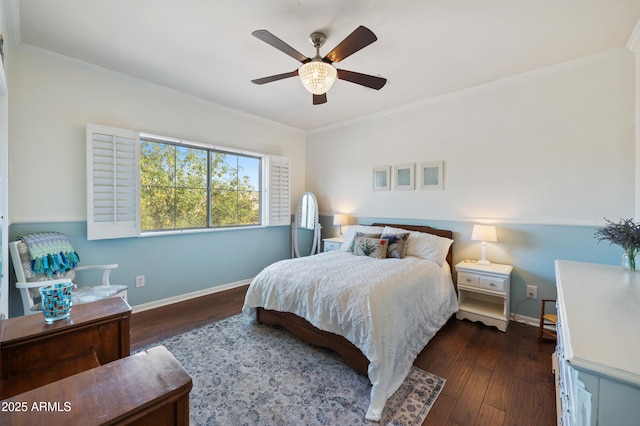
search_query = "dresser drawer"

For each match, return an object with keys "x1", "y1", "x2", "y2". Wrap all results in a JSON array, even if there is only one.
[
  {"x1": 480, "y1": 276, "x2": 505, "y2": 292},
  {"x1": 458, "y1": 272, "x2": 480, "y2": 287}
]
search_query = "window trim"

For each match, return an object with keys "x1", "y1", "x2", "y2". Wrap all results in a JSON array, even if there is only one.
[{"x1": 140, "y1": 132, "x2": 265, "y2": 159}]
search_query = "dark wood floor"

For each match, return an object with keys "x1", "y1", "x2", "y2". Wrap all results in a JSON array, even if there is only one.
[{"x1": 130, "y1": 285, "x2": 557, "y2": 426}]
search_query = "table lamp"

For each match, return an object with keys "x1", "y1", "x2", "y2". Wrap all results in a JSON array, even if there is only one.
[
  {"x1": 333, "y1": 214, "x2": 349, "y2": 235},
  {"x1": 471, "y1": 224, "x2": 497, "y2": 266}
]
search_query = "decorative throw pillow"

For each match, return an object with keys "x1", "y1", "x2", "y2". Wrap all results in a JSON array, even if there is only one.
[
  {"x1": 382, "y1": 226, "x2": 453, "y2": 266},
  {"x1": 347, "y1": 232, "x2": 382, "y2": 252},
  {"x1": 340, "y1": 225, "x2": 385, "y2": 251},
  {"x1": 381, "y1": 232, "x2": 410, "y2": 259},
  {"x1": 353, "y1": 237, "x2": 388, "y2": 259}
]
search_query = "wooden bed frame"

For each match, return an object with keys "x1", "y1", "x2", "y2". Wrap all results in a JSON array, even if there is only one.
[{"x1": 256, "y1": 223, "x2": 454, "y2": 375}]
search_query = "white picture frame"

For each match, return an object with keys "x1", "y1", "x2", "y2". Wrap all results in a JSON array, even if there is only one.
[
  {"x1": 394, "y1": 163, "x2": 415, "y2": 190},
  {"x1": 420, "y1": 161, "x2": 444, "y2": 190},
  {"x1": 372, "y1": 166, "x2": 391, "y2": 191}
]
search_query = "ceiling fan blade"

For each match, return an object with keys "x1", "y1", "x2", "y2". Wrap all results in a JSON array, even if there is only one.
[
  {"x1": 313, "y1": 93, "x2": 327, "y2": 105},
  {"x1": 337, "y1": 69, "x2": 387, "y2": 90},
  {"x1": 251, "y1": 70, "x2": 299, "y2": 85},
  {"x1": 324, "y1": 26, "x2": 378, "y2": 63},
  {"x1": 252, "y1": 30, "x2": 310, "y2": 63}
]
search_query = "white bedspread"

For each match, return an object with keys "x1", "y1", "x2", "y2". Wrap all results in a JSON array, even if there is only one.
[{"x1": 242, "y1": 251, "x2": 459, "y2": 421}]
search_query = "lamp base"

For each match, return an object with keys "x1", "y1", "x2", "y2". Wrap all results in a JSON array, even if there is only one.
[{"x1": 477, "y1": 243, "x2": 491, "y2": 266}]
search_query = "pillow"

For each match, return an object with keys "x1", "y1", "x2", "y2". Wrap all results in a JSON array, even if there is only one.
[
  {"x1": 382, "y1": 226, "x2": 453, "y2": 266},
  {"x1": 353, "y1": 237, "x2": 388, "y2": 259},
  {"x1": 381, "y1": 232, "x2": 410, "y2": 259},
  {"x1": 341, "y1": 225, "x2": 385, "y2": 251},
  {"x1": 347, "y1": 232, "x2": 382, "y2": 252}
]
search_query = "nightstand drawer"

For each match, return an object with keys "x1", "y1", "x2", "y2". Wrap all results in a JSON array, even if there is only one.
[
  {"x1": 481, "y1": 276, "x2": 505, "y2": 292},
  {"x1": 458, "y1": 272, "x2": 480, "y2": 287},
  {"x1": 324, "y1": 240, "x2": 342, "y2": 252}
]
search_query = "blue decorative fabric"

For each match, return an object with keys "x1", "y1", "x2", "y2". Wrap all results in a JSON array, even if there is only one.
[{"x1": 19, "y1": 232, "x2": 80, "y2": 277}]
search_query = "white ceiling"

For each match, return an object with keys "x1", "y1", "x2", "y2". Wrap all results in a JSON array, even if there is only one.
[{"x1": 7, "y1": 0, "x2": 640, "y2": 131}]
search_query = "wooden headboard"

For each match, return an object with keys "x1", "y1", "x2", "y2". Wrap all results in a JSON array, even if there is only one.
[{"x1": 371, "y1": 223, "x2": 454, "y2": 266}]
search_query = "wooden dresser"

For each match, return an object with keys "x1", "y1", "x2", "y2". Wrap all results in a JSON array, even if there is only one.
[
  {"x1": 0, "y1": 297, "x2": 131, "y2": 398},
  {"x1": 554, "y1": 260, "x2": 640, "y2": 426}
]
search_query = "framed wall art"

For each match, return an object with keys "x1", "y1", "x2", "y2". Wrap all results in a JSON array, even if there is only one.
[
  {"x1": 394, "y1": 163, "x2": 414, "y2": 190},
  {"x1": 420, "y1": 161, "x2": 444, "y2": 190},
  {"x1": 372, "y1": 166, "x2": 391, "y2": 191}
]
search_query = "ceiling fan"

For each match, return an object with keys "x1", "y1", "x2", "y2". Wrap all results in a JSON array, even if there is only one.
[{"x1": 251, "y1": 26, "x2": 387, "y2": 105}]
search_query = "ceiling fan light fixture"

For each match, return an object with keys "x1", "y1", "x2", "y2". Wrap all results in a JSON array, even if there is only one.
[{"x1": 299, "y1": 60, "x2": 337, "y2": 95}]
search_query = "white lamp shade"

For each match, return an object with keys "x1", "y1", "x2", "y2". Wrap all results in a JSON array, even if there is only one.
[
  {"x1": 333, "y1": 214, "x2": 349, "y2": 226},
  {"x1": 299, "y1": 60, "x2": 337, "y2": 95},
  {"x1": 471, "y1": 225, "x2": 497, "y2": 242}
]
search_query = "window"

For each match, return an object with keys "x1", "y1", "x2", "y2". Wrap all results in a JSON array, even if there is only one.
[
  {"x1": 87, "y1": 124, "x2": 290, "y2": 240},
  {"x1": 139, "y1": 138, "x2": 261, "y2": 231},
  {"x1": 210, "y1": 152, "x2": 261, "y2": 227}
]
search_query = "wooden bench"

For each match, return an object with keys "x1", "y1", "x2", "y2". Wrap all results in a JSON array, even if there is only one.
[{"x1": 1, "y1": 346, "x2": 192, "y2": 425}]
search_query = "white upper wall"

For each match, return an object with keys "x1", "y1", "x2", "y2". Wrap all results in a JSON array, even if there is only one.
[
  {"x1": 306, "y1": 48, "x2": 635, "y2": 226},
  {"x1": 7, "y1": 47, "x2": 306, "y2": 222},
  {"x1": 6, "y1": 44, "x2": 636, "y2": 227}
]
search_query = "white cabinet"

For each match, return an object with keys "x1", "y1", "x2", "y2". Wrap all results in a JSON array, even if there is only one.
[
  {"x1": 322, "y1": 237, "x2": 343, "y2": 252},
  {"x1": 555, "y1": 260, "x2": 640, "y2": 426},
  {"x1": 0, "y1": 62, "x2": 7, "y2": 319},
  {"x1": 454, "y1": 261, "x2": 512, "y2": 332}
]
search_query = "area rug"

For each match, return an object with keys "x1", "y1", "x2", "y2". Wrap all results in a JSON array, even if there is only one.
[{"x1": 136, "y1": 314, "x2": 445, "y2": 425}]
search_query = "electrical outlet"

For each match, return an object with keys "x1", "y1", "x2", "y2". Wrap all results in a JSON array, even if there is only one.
[
  {"x1": 135, "y1": 275, "x2": 145, "y2": 288},
  {"x1": 526, "y1": 284, "x2": 537, "y2": 299}
]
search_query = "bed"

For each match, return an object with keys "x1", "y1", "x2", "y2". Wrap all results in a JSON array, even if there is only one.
[{"x1": 242, "y1": 223, "x2": 459, "y2": 421}]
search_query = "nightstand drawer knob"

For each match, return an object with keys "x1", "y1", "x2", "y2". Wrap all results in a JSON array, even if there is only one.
[{"x1": 480, "y1": 277, "x2": 505, "y2": 291}]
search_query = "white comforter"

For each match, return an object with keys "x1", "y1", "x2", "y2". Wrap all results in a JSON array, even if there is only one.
[{"x1": 242, "y1": 250, "x2": 459, "y2": 421}]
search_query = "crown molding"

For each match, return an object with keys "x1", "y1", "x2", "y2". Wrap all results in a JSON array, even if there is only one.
[
  {"x1": 309, "y1": 47, "x2": 629, "y2": 135},
  {"x1": 627, "y1": 17, "x2": 640, "y2": 52},
  {"x1": 12, "y1": 40, "x2": 304, "y2": 135}
]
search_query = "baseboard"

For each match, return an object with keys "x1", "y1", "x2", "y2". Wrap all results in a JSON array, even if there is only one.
[
  {"x1": 132, "y1": 285, "x2": 547, "y2": 330},
  {"x1": 510, "y1": 312, "x2": 541, "y2": 327},
  {"x1": 510, "y1": 312, "x2": 557, "y2": 335},
  {"x1": 131, "y1": 279, "x2": 252, "y2": 314}
]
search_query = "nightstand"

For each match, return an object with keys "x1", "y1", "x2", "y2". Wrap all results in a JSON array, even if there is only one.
[
  {"x1": 323, "y1": 237, "x2": 343, "y2": 252},
  {"x1": 455, "y1": 261, "x2": 513, "y2": 332}
]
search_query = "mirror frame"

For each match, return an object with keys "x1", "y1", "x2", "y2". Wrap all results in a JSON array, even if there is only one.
[{"x1": 292, "y1": 191, "x2": 321, "y2": 257}]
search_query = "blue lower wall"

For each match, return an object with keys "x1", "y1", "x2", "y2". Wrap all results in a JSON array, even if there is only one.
[
  {"x1": 320, "y1": 215, "x2": 622, "y2": 320},
  {"x1": 9, "y1": 218, "x2": 623, "y2": 320},
  {"x1": 8, "y1": 222, "x2": 291, "y2": 317}
]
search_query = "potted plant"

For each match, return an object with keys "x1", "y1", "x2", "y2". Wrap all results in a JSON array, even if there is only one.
[{"x1": 594, "y1": 218, "x2": 640, "y2": 271}]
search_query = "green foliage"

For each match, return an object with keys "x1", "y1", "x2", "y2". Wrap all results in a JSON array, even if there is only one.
[{"x1": 140, "y1": 140, "x2": 260, "y2": 231}]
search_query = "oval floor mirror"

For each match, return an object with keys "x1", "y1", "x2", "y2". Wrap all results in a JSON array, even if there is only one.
[{"x1": 292, "y1": 192, "x2": 321, "y2": 257}]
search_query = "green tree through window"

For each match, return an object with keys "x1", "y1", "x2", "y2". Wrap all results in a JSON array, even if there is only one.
[{"x1": 140, "y1": 139, "x2": 261, "y2": 231}]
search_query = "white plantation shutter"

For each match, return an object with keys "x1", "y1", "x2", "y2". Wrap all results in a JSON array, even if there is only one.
[
  {"x1": 265, "y1": 155, "x2": 291, "y2": 226},
  {"x1": 86, "y1": 123, "x2": 140, "y2": 240}
]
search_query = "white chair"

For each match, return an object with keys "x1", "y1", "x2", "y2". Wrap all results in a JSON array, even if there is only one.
[{"x1": 9, "y1": 237, "x2": 128, "y2": 316}]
